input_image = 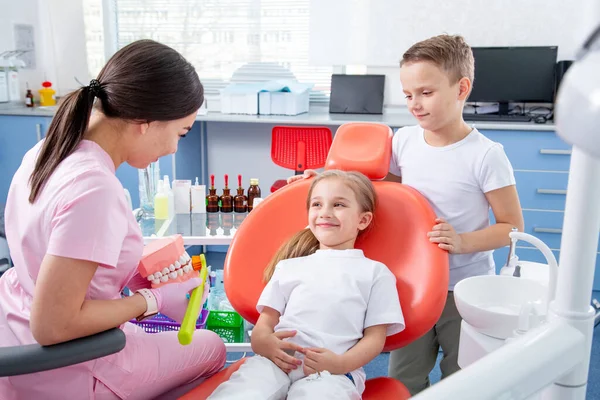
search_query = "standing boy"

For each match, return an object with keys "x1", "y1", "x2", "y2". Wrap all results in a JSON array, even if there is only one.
[{"x1": 385, "y1": 34, "x2": 524, "y2": 394}]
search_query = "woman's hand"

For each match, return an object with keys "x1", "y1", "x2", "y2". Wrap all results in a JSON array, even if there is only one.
[
  {"x1": 253, "y1": 330, "x2": 304, "y2": 373},
  {"x1": 149, "y1": 277, "x2": 206, "y2": 323},
  {"x1": 287, "y1": 169, "x2": 318, "y2": 184},
  {"x1": 302, "y1": 347, "x2": 343, "y2": 375}
]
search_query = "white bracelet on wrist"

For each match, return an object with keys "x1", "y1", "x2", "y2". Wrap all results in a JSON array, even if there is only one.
[{"x1": 135, "y1": 288, "x2": 158, "y2": 321}]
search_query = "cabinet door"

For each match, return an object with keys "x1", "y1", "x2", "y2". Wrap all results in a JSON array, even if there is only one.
[{"x1": 0, "y1": 116, "x2": 51, "y2": 204}]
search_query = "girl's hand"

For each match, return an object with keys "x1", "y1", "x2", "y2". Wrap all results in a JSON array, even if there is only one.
[
  {"x1": 302, "y1": 347, "x2": 343, "y2": 376},
  {"x1": 256, "y1": 330, "x2": 304, "y2": 373},
  {"x1": 428, "y1": 217, "x2": 463, "y2": 254}
]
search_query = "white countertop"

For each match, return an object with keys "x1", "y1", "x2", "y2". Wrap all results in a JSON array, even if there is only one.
[{"x1": 0, "y1": 103, "x2": 556, "y2": 131}]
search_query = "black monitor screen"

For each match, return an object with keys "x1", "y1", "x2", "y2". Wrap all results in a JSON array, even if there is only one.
[{"x1": 469, "y1": 46, "x2": 558, "y2": 103}]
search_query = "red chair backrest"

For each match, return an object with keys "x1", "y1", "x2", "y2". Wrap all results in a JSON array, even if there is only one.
[
  {"x1": 271, "y1": 126, "x2": 332, "y2": 172},
  {"x1": 225, "y1": 123, "x2": 449, "y2": 351}
]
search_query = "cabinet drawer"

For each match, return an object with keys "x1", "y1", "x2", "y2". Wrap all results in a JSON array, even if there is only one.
[
  {"x1": 493, "y1": 246, "x2": 600, "y2": 291},
  {"x1": 480, "y1": 130, "x2": 571, "y2": 171},
  {"x1": 514, "y1": 171, "x2": 568, "y2": 211},
  {"x1": 522, "y1": 210, "x2": 565, "y2": 250},
  {"x1": 521, "y1": 210, "x2": 600, "y2": 253}
]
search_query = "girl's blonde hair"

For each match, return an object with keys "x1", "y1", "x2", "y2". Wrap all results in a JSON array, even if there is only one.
[{"x1": 263, "y1": 170, "x2": 377, "y2": 282}]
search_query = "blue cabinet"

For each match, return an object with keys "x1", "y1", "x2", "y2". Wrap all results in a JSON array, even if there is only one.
[
  {"x1": 0, "y1": 115, "x2": 52, "y2": 204},
  {"x1": 482, "y1": 129, "x2": 600, "y2": 291},
  {"x1": 0, "y1": 115, "x2": 186, "y2": 210}
]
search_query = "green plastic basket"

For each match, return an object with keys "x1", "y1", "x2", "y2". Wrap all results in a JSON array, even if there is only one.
[{"x1": 206, "y1": 310, "x2": 245, "y2": 343}]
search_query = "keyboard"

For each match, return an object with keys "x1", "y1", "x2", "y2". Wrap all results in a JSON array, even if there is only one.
[{"x1": 463, "y1": 113, "x2": 532, "y2": 122}]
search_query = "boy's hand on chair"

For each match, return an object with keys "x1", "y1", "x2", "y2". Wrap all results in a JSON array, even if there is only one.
[
  {"x1": 302, "y1": 348, "x2": 343, "y2": 376},
  {"x1": 287, "y1": 169, "x2": 318, "y2": 184},
  {"x1": 428, "y1": 217, "x2": 463, "y2": 254},
  {"x1": 261, "y1": 330, "x2": 304, "y2": 373}
]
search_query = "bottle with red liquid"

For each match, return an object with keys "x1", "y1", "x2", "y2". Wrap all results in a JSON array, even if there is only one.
[
  {"x1": 233, "y1": 174, "x2": 248, "y2": 213},
  {"x1": 220, "y1": 174, "x2": 233, "y2": 213},
  {"x1": 206, "y1": 174, "x2": 220, "y2": 213}
]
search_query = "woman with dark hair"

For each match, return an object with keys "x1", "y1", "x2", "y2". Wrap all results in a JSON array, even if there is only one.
[{"x1": 0, "y1": 40, "x2": 226, "y2": 399}]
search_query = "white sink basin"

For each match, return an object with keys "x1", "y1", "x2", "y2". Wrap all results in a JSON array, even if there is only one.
[{"x1": 454, "y1": 275, "x2": 548, "y2": 339}]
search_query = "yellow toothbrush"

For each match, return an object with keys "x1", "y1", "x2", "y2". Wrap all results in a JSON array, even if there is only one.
[{"x1": 178, "y1": 254, "x2": 208, "y2": 345}]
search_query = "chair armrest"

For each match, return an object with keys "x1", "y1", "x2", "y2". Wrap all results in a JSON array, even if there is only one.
[{"x1": 0, "y1": 328, "x2": 126, "y2": 377}]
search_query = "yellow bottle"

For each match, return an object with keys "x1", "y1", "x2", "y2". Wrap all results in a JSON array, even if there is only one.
[
  {"x1": 38, "y1": 81, "x2": 56, "y2": 106},
  {"x1": 154, "y1": 180, "x2": 169, "y2": 219}
]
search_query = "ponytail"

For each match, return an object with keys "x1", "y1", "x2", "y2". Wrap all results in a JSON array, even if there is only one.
[
  {"x1": 28, "y1": 85, "x2": 97, "y2": 203},
  {"x1": 263, "y1": 228, "x2": 319, "y2": 282}
]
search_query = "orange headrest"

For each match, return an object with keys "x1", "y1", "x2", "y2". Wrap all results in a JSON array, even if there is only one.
[
  {"x1": 224, "y1": 122, "x2": 449, "y2": 351},
  {"x1": 325, "y1": 122, "x2": 393, "y2": 180}
]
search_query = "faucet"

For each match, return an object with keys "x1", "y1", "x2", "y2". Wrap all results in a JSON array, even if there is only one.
[
  {"x1": 501, "y1": 227, "x2": 521, "y2": 277},
  {"x1": 508, "y1": 231, "x2": 559, "y2": 313}
]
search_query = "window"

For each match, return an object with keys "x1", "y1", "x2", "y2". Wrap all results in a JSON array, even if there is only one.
[{"x1": 83, "y1": 0, "x2": 334, "y2": 103}]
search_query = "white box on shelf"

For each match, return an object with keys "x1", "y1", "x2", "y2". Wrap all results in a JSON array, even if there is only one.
[
  {"x1": 173, "y1": 180, "x2": 192, "y2": 214},
  {"x1": 220, "y1": 89, "x2": 259, "y2": 115},
  {"x1": 220, "y1": 80, "x2": 313, "y2": 115},
  {"x1": 258, "y1": 90, "x2": 310, "y2": 116}
]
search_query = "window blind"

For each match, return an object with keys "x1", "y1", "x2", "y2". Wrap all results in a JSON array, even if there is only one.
[{"x1": 101, "y1": 0, "x2": 333, "y2": 102}]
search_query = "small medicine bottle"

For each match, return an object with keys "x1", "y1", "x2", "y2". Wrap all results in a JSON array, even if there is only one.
[
  {"x1": 247, "y1": 178, "x2": 261, "y2": 212},
  {"x1": 220, "y1": 174, "x2": 233, "y2": 213},
  {"x1": 206, "y1": 174, "x2": 220, "y2": 213},
  {"x1": 233, "y1": 174, "x2": 247, "y2": 213},
  {"x1": 25, "y1": 84, "x2": 34, "y2": 107}
]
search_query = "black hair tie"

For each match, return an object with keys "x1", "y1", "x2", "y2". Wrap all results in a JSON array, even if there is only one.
[{"x1": 88, "y1": 79, "x2": 102, "y2": 97}]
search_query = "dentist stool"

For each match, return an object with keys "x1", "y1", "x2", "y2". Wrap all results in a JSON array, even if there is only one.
[{"x1": 180, "y1": 122, "x2": 449, "y2": 399}]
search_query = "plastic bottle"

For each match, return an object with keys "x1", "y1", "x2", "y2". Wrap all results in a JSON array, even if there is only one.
[
  {"x1": 38, "y1": 80, "x2": 56, "y2": 106},
  {"x1": 233, "y1": 174, "x2": 247, "y2": 213},
  {"x1": 190, "y1": 177, "x2": 206, "y2": 214},
  {"x1": 163, "y1": 175, "x2": 175, "y2": 219},
  {"x1": 247, "y1": 178, "x2": 261, "y2": 212},
  {"x1": 206, "y1": 174, "x2": 220, "y2": 213},
  {"x1": 220, "y1": 174, "x2": 233, "y2": 213},
  {"x1": 138, "y1": 161, "x2": 159, "y2": 218},
  {"x1": 154, "y1": 180, "x2": 169, "y2": 219}
]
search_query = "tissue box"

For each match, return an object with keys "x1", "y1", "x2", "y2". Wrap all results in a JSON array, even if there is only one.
[{"x1": 258, "y1": 91, "x2": 309, "y2": 116}]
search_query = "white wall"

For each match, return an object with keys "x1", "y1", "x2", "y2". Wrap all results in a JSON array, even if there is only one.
[
  {"x1": 0, "y1": 0, "x2": 45, "y2": 96},
  {"x1": 310, "y1": 0, "x2": 596, "y2": 107},
  {"x1": 0, "y1": 0, "x2": 90, "y2": 99},
  {"x1": 38, "y1": 0, "x2": 90, "y2": 96},
  {"x1": 206, "y1": 122, "x2": 325, "y2": 195},
  {"x1": 7, "y1": 0, "x2": 594, "y2": 105}
]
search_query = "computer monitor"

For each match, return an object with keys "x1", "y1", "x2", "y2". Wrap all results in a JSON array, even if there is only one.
[
  {"x1": 329, "y1": 74, "x2": 385, "y2": 114},
  {"x1": 469, "y1": 46, "x2": 558, "y2": 115}
]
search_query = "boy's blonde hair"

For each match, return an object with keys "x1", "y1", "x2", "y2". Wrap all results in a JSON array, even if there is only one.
[
  {"x1": 263, "y1": 170, "x2": 377, "y2": 282},
  {"x1": 401, "y1": 34, "x2": 474, "y2": 85}
]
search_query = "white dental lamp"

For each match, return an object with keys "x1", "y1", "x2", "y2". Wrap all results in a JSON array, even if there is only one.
[{"x1": 412, "y1": 22, "x2": 600, "y2": 400}]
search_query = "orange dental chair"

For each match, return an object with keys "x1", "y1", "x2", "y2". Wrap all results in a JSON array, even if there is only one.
[{"x1": 179, "y1": 122, "x2": 449, "y2": 399}]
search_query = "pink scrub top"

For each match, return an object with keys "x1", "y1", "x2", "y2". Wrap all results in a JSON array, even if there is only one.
[{"x1": 0, "y1": 139, "x2": 144, "y2": 398}]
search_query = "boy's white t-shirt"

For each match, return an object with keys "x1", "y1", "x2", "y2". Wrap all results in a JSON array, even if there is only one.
[
  {"x1": 257, "y1": 248, "x2": 404, "y2": 391},
  {"x1": 389, "y1": 125, "x2": 516, "y2": 290}
]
